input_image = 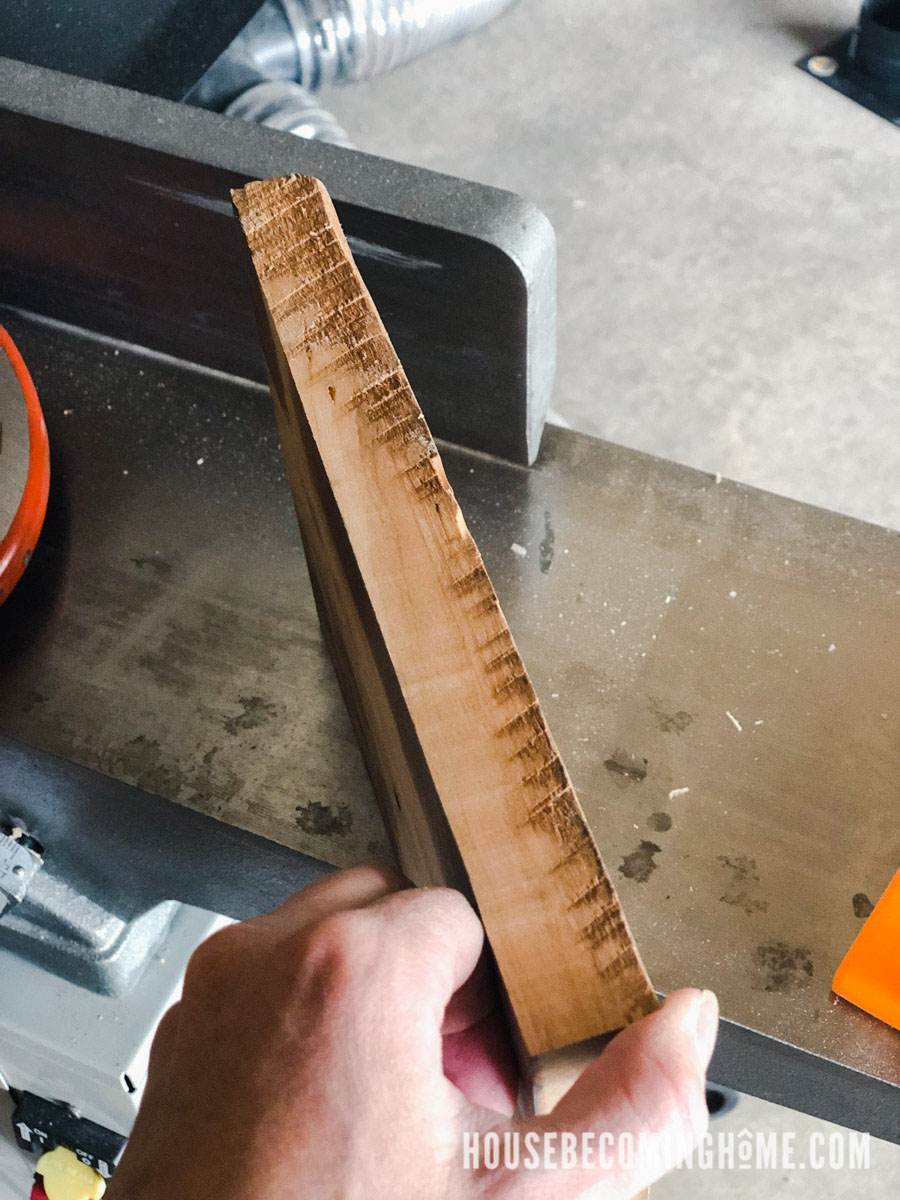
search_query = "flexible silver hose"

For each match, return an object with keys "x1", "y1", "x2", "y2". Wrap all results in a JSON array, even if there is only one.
[
  {"x1": 225, "y1": 80, "x2": 354, "y2": 146},
  {"x1": 187, "y1": 0, "x2": 518, "y2": 110},
  {"x1": 282, "y1": 0, "x2": 519, "y2": 87}
]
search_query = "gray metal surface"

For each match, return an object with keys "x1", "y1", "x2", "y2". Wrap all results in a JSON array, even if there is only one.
[
  {"x1": 0, "y1": 308, "x2": 896, "y2": 1140},
  {"x1": 2, "y1": 736, "x2": 897, "y2": 1143},
  {"x1": 0, "y1": 55, "x2": 555, "y2": 465},
  {"x1": 0, "y1": 833, "x2": 41, "y2": 914},
  {"x1": 0, "y1": 739, "x2": 331, "y2": 921},
  {"x1": 2, "y1": 884, "x2": 178, "y2": 997},
  {"x1": 0, "y1": 897, "x2": 230, "y2": 1137}
]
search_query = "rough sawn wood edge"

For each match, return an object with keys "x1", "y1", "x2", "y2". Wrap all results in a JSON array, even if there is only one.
[{"x1": 232, "y1": 173, "x2": 659, "y2": 1114}]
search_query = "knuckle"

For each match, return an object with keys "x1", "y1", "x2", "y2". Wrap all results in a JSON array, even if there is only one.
[
  {"x1": 398, "y1": 886, "x2": 477, "y2": 936},
  {"x1": 413, "y1": 887, "x2": 483, "y2": 954},
  {"x1": 424, "y1": 886, "x2": 479, "y2": 928},
  {"x1": 148, "y1": 1002, "x2": 181, "y2": 1063},
  {"x1": 298, "y1": 909, "x2": 374, "y2": 989},
  {"x1": 184, "y1": 924, "x2": 246, "y2": 989},
  {"x1": 155, "y1": 1002, "x2": 181, "y2": 1040}
]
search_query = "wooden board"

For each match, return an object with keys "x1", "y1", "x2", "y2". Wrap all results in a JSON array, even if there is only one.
[{"x1": 233, "y1": 174, "x2": 658, "y2": 1108}]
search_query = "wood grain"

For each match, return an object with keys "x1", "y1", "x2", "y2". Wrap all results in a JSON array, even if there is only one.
[{"x1": 233, "y1": 174, "x2": 658, "y2": 1103}]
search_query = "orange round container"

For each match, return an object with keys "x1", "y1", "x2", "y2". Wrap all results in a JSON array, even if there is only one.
[{"x1": 0, "y1": 325, "x2": 50, "y2": 604}]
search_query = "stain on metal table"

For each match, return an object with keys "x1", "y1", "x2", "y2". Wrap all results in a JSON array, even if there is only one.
[{"x1": 0, "y1": 309, "x2": 897, "y2": 1136}]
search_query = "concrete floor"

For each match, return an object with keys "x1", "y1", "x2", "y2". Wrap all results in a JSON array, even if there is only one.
[
  {"x1": 2, "y1": 0, "x2": 898, "y2": 1194},
  {"x1": 323, "y1": 0, "x2": 900, "y2": 532},
  {"x1": 653, "y1": 1095, "x2": 900, "y2": 1198}
]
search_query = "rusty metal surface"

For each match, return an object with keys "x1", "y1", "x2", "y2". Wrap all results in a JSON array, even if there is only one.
[{"x1": 0, "y1": 307, "x2": 897, "y2": 1098}]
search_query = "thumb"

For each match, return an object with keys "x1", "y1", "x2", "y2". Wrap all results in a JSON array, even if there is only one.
[{"x1": 490, "y1": 989, "x2": 718, "y2": 1200}]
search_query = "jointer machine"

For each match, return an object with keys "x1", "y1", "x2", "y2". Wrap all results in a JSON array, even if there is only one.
[{"x1": 0, "y1": 32, "x2": 897, "y2": 1189}]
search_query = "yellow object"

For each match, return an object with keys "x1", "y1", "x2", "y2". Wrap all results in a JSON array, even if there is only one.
[{"x1": 36, "y1": 1147, "x2": 106, "y2": 1200}]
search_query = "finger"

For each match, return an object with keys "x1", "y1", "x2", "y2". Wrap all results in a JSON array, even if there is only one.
[
  {"x1": 254, "y1": 861, "x2": 408, "y2": 934},
  {"x1": 490, "y1": 989, "x2": 718, "y2": 1200},
  {"x1": 443, "y1": 1007, "x2": 518, "y2": 1116},
  {"x1": 551, "y1": 989, "x2": 717, "y2": 1136},
  {"x1": 363, "y1": 886, "x2": 485, "y2": 1025},
  {"x1": 443, "y1": 951, "x2": 497, "y2": 1036},
  {"x1": 442, "y1": 952, "x2": 519, "y2": 1115},
  {"x1": 305, "y1": 886, "x2": 485, "y2": 1092}
]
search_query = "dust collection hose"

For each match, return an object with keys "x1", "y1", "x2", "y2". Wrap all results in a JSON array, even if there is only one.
[{"x1": 192, "y1": 0, "x2": 519, "y2": 144}]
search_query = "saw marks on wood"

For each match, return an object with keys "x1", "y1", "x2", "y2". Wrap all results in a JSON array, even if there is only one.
[{"x1": 233, "y1": 173, "x2": 657, "y2": 1066}]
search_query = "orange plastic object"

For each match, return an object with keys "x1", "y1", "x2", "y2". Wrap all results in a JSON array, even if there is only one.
[
  {"x1": 0, "y1": 325, "x2": 50, "y2": 603},
  {"x1": 832, "y1": 871, "x2": 900, "y2": 1030}
]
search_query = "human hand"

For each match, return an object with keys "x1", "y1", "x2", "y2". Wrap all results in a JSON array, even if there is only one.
[{"x1": 107, "y1": 865, "x2": 718, "y2": 1199}]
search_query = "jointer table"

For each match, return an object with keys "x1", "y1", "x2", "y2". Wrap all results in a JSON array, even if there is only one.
[
  {"x1": 0, "y1": 61, "x2": 897, "y2": 1147},
  {"x1": 1, "y1": 304, "x2": 897, "y2": 1140}
]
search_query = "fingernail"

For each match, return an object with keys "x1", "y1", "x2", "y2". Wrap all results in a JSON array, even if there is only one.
[{"x1": 692, "y1": 989, "x2": 719, "y2": 1061}]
